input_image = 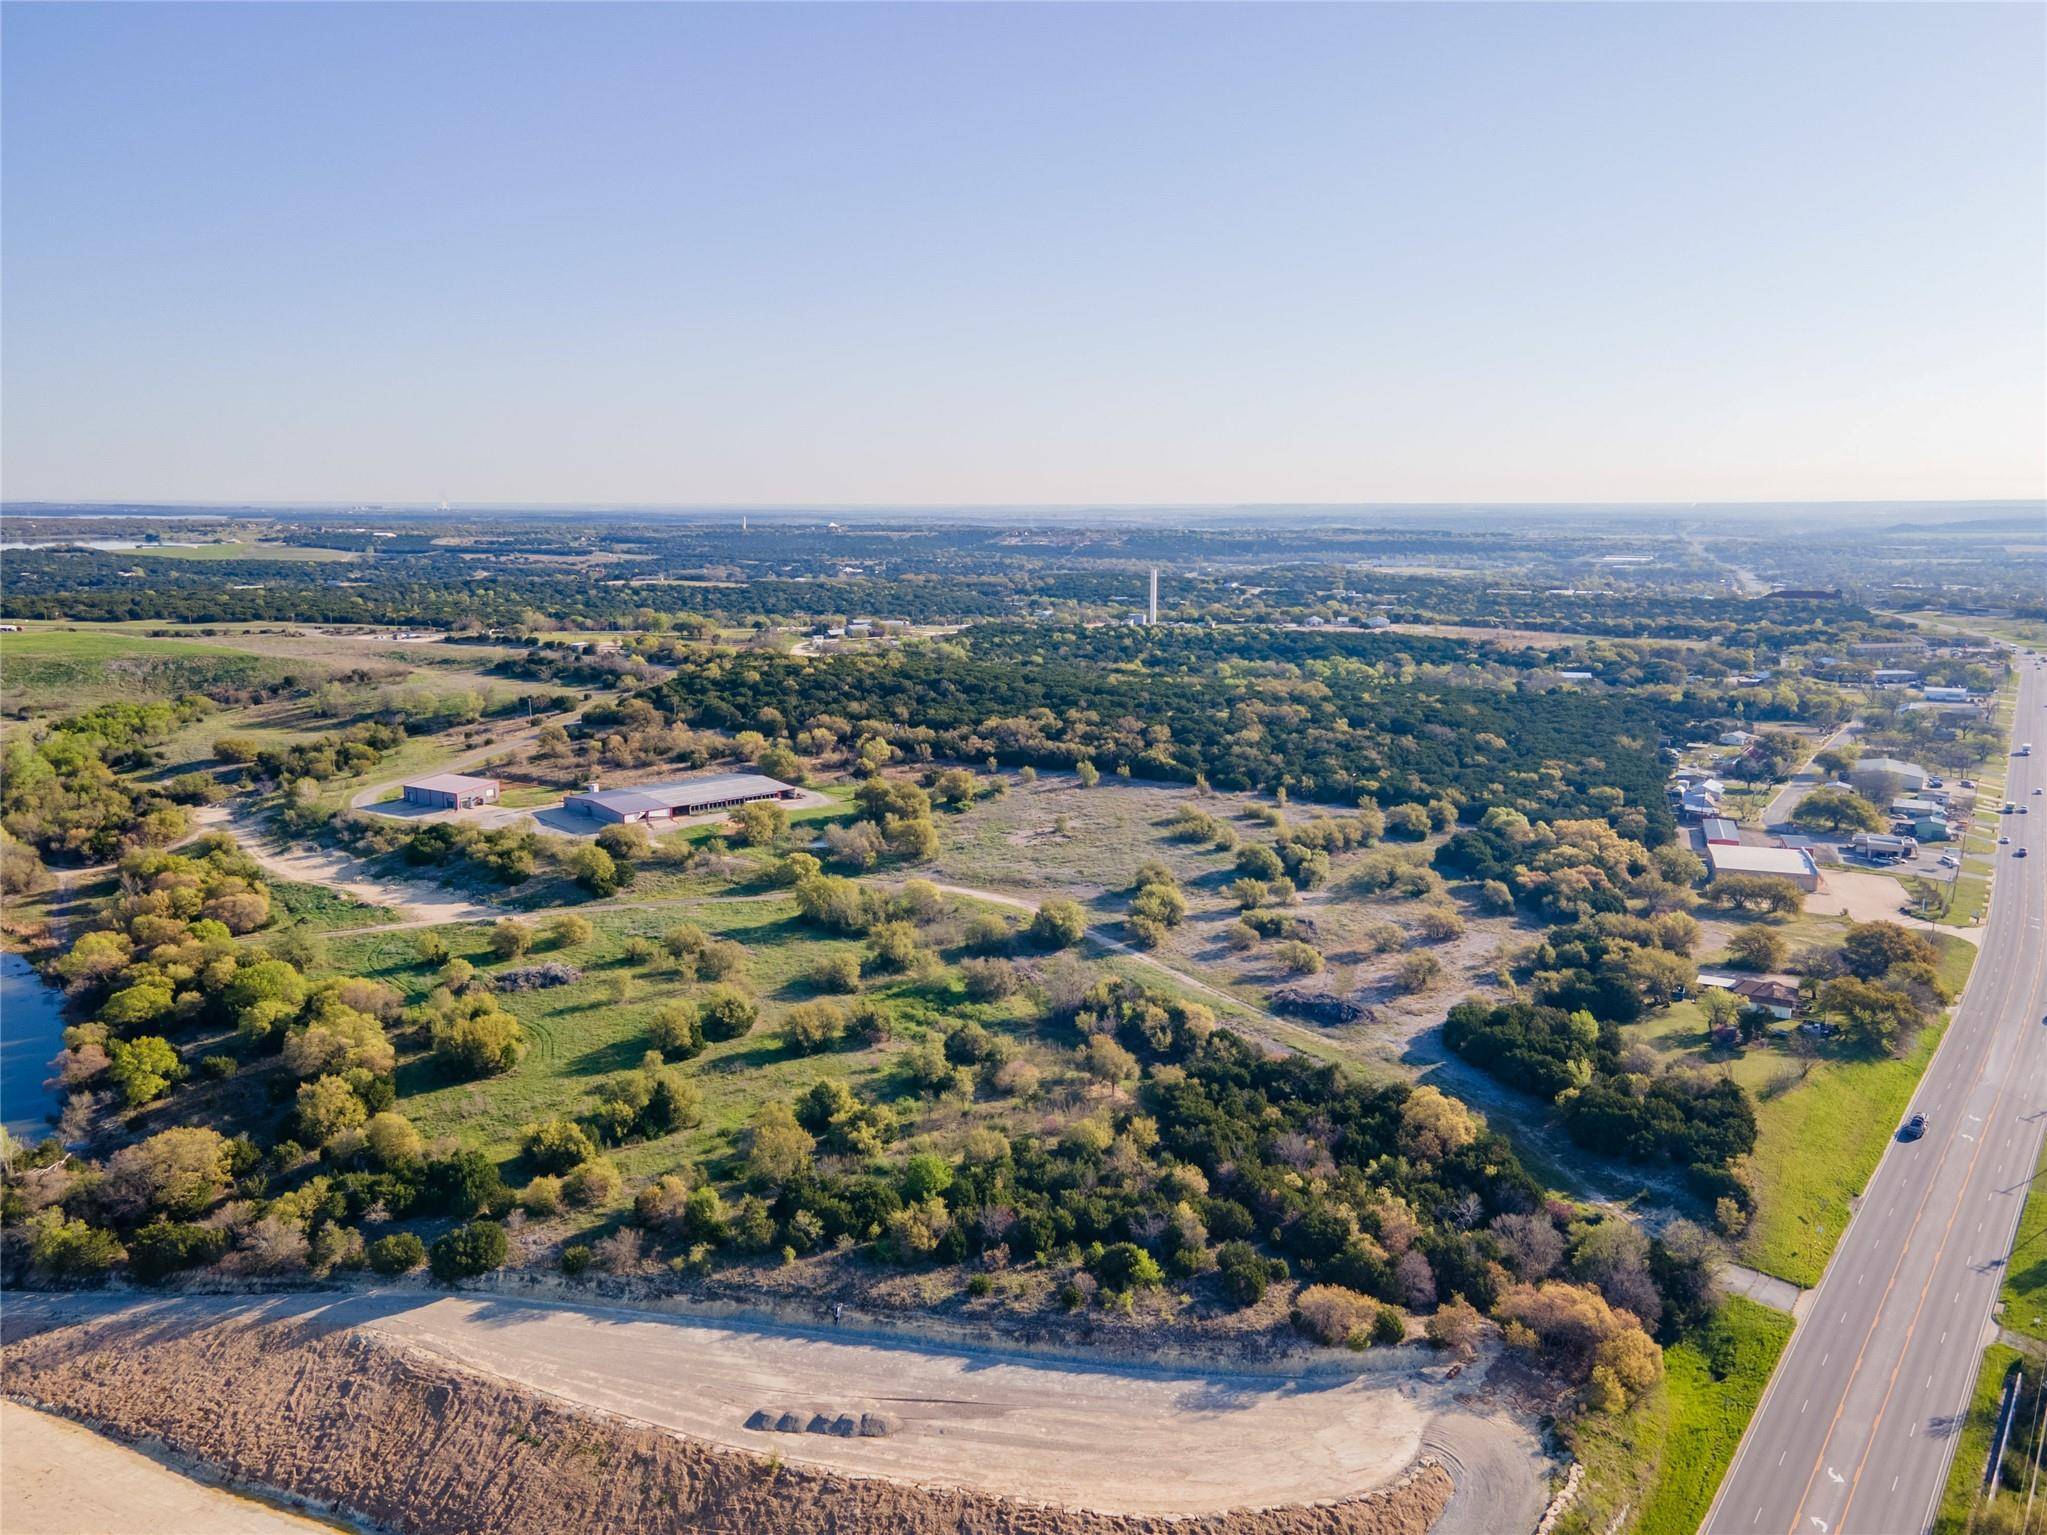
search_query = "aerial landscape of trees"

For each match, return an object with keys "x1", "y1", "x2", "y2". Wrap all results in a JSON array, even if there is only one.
[{"x1": 0, "y1": 507, "x2": 2025, "y2": 1535}]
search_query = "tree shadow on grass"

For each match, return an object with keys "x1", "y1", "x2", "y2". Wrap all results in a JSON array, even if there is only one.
[
  {"x1": 561, "y1": 1033, "x2": 655, "y2": 1079},
  {"x1": 701, "y1": 1038, "x2": 792, "y2": 1076},
  {"x1": 394, "y1": 1055, "x2": 455, "y2": 1100},
  {"x1": 2006, "y1": 1255, "x2": 2047, "y2": 1302}
]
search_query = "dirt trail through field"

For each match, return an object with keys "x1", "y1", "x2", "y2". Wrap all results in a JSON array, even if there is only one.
[
  {"x1": 3, "y1": 1290, "x2": 1477, "y2": 1535},
  {"x1": 205, "y1": 804, "x2": 502, "y2": 925},
  {"x1": 924, "y1": 880, "x2": 1322, "y2": 1052}
]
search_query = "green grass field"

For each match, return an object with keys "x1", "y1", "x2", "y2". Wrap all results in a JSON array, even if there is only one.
[
  {"x1": 2000, "y1": 1142, "x2": 2047, "y2": 1347},
  {"x1": 1558, "y1": 1297, "x2": 1794, "y2": 1535},
  {"x1": 1633, "y1": 1298, "x2": 1797, "y2": 1535},
  {"x1": 321, "y1": 895, "x2": 1065, "y2": 1196},
  {"x1": 1736, "y1": 934, "x2": 1977, "y2": 1288},
  {"x1": 269, "y1": 880, "x2": 400, "y2": 932},
  {"x1": 1933, "y1": 1345, "x2": 2022, "y2": 1535},
  {"x1": 0, "y1": 628, "x2": 331, "y2": 708}
]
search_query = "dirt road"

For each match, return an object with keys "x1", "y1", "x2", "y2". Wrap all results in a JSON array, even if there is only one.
[
  {"x1": 0, "y1": 1401, "x2": 342, "y2": 1535},
  {"x1": 5, "y1": 1288, "x2": 1536, "y2": 1523},
  {"x1": 361, "y1": 1290, "x2": 1450, "y2": 1517},
  {"x1": 207, "y1": 804, "x2": 502, "y2": 925}
]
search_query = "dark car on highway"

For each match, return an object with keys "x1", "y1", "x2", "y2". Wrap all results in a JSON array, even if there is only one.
[{"x1": 1901, "y1": 1113, "x2": 1927, "y2": 1141}]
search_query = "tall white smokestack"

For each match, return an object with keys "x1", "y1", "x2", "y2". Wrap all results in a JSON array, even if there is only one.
[{"x1": 1148, "y1": 567, "x2": 1158, "y2": 625}]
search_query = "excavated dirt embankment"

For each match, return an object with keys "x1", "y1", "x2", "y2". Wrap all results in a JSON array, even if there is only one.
[{"x1": 1, "y1": 1307, "x2": 1453, "y2": 1535}]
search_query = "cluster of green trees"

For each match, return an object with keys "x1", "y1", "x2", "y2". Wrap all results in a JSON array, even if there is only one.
[
  {"x1": 1433, "y1": 807, "x2": 1708, "y2": 924},
  {"x1": 642, "y1": 630, "x2": 1682, "y2": 835},
  {"x1": 1444, "y1": 997, "x2": 1757, "y2": 1209},
  {"x1": 1805, "y1": 921, "x2": 1949, "y2": 1054},
  {"x1": 218, "y1": 723, "x2": 400, "y2": 785},
  {"x1": 1, "y1": 834, "x2": 560, "y2": 1285},
  {"x1": 2, "y1": 698, "x2": 210, "y2": 864}
]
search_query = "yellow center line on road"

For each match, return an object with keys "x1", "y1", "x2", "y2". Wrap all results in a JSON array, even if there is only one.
[
  {"x1": 1838, "y1": 938, "x2": 2042, "y2": 1531},
  {"x1": 1778, "y1": 680, "x2": 2046, "y2": 1535},
  {"x1": 1838, "y1": 694, "x2": 2047, "y2": 1530}
]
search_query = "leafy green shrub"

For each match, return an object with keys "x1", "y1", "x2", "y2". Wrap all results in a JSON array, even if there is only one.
[
  {"x1": 127, "y1": 1221, "x2": 228, "y2": 1283},
  {"x1": 699, "y1": 987, "x2": 758, "y2": 1042},
  {"x1": 368, "y1": 1232, "x2": 427, "y2": 1275},
  {"x1": 648, "y1": 1002, "x2": 705, "y2": 1059},
  {"x1": 429, "y1": 1220, "x2": 508, "y2": 1282},
  {"x1": 1089, "y1": 1241, "x2": 1164, "y2": 1292},
  {"x1": 1217, "y1": 1240, "x2": 1274, "y2": 1305},
  {"x1": 523, "y1": 1117, "x2": 597, "y2": 1174}
]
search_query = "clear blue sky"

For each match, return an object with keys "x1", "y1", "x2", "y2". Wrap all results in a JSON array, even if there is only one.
[{"x1": 3, "y1": 2, "x2": 2041, "y2": 506}]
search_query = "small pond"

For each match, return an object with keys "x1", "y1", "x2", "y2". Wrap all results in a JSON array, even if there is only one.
[{"x1": 1, "y1": 951, "x2": 68, "y2": 1143}]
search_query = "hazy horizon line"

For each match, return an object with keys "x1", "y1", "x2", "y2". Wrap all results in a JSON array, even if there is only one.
[{"x1": 6, "y1": 497, "x2": 2043, "y2": 517}]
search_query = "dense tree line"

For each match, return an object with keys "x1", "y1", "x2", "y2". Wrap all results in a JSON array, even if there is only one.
[
  {"x1": 643, "y1": 634, "x2": 1683, "y2": 835},
  {"x1": 1, "y1": 699, "x2": 209, "y2": 863},
  {"x1": 1, "y1": 524, "x2": 1912, "y2": 655}
]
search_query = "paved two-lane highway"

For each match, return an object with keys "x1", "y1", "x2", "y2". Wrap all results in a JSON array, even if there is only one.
[{"x1": 1707, "y1": 657, "x2": 2047, "y2": 1535}]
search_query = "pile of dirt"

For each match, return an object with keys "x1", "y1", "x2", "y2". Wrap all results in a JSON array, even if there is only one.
[
  {"x1": 3, "y1": 1308, "x2": 1453, "y2": 1535},
  {"x1": 1270, "y1": 988, "x2": 1374, "y2": 1027},
  {"x1": 493, "y1": 962, "x2": 583, "y2": 991}
]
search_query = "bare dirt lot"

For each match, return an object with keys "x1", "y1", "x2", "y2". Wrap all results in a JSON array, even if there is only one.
[
  {"x1": 0, "y1": 1401, "x2": 342, "y2": 1535},
  {"x1": 207, "y1": 805, "x2": 501, "y2": 926},
  {"x1": 360, "y1": 1291, "x2": 1448, "y2": 1516},
  {"x1": 3, "y1": 1291, "x2": 1475, "y2": 1535},
  {"x1": 1808, "y1": 865, "x2": 1982, "y2": 943}
]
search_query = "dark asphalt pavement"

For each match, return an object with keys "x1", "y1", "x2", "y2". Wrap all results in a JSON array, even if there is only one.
[{"x1": 1706, "y1": 657, "x2": 2047, "y2": 1535}]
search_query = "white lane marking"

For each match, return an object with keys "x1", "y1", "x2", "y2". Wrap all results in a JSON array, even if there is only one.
[
  {"x1": 1827, "y1": 1467, "x2": 1845, "y2": 1484},
  {"x1": 1803, "y1": 1398, "x2": 1811, "y2": 1413}
]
